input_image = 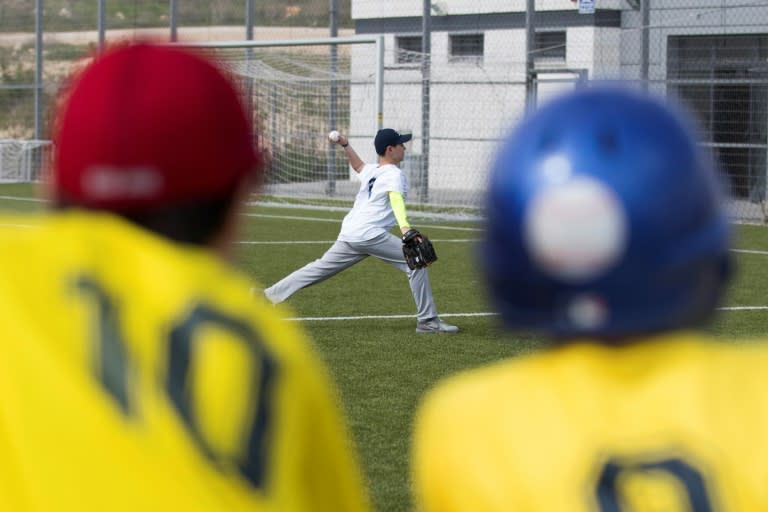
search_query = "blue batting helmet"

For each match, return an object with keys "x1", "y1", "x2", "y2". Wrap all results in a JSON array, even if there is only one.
[{"x1": 483, "y1": 86, "x2": 731, "y2": 338}]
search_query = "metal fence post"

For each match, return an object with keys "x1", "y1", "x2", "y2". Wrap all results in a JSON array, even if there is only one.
[
  {"x1": 327, "y1": 0, "x2": 339, "y2": 195},
  {"x1": 34, "y1": 0, "x2": 44, "y2": 141},
  {"x1": 525, "y1": 0, "x2": 536, "y2": 114},
  {"x1": 641, "y1": 0, "x2": 650, "y2": 89},
  {"x1": 245, "y1": 0, "x2": 255, "y2": 146},
  {"x1": 98, "y1": 0, "x2": 106, "y2": 52},
  {"x1": 169, "y1": 0, "x2": 178, "y2": 42},
  {"x1": 420, "y1": 0, "x2": 431, "y2": 203}
]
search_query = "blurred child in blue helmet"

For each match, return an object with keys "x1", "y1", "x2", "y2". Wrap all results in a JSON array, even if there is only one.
[{"x1": 411, "y1": 85, "x2": 768, "y2": 511}]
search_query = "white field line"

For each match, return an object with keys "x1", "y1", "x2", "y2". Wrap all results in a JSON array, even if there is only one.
[
  {"x1": 0, "y1": 202, "x2": 766, "y2": 316},
  {"x1": 286, "y1": 306, "x2": 768, "y2": 322},
  {"x1": 237, "y1": 239, "x2": 478, "y2": 244},
  {"x1": 4, "y1": 195, "x2": 768, "y2": 250},
  {"x1": 731, "y1": 249, "x2": 768, "y2": 255},
  {"x1": 285, "y1": 312, "x2": 497, "y2": 321},
  {"x1": 0, "y1": 195, "x2": 46, "y2": 202},
  {"x1": 243, "y1": 213, "x2": 340, "y2": 223},
  {"x1": 242, "y1": 212, "x2": 484, "y2": 232},
  {"x1": 0, "y1": 196, "x2": 480, "y2": 232}
]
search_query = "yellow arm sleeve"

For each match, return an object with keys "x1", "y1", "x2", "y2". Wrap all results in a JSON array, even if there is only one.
[{"x1": 388, "y1": 191, "x2": 410, "y2": 231}]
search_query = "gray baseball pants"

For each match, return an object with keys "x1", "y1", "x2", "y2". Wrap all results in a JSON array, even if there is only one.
[{"x1": 264, "y1": 232, "x2": 438, "y2": 322}]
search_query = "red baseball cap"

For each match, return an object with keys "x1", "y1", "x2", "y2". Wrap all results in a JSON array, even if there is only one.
[{"x1": 53, "y1": 43, "x2": 261, "y2": 210}]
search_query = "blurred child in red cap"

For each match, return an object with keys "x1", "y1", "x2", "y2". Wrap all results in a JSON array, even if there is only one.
[{"x1": 0, "y1": 43, "x2": 371, "y2": 512}]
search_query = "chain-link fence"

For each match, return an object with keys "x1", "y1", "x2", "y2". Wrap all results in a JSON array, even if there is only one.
[
  {"x1": 2, "y1": 1, "x2": 768, "y2": 221},
  {"x1": 618, "y1": 0, "x2": 768, "y2": 222}
]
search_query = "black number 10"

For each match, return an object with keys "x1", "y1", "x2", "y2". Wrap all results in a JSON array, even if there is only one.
[
  {"x1": 75, "y1": 274, "x2": 276, "y2": 489},
  {"x1": 596, "y1": 457, "x2": 714, "y2": 511}
]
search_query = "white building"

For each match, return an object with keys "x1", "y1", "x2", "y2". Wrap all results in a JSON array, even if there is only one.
[{"x1": 348, "y1": 0, "x2": 768, "y2": 219}]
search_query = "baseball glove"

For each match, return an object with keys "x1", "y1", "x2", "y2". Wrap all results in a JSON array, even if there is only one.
[{"x1": 402, "y1": 229, "x2": 438, "y2": 270}]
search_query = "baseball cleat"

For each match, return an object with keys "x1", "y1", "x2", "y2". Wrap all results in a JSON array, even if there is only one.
[{"x1": 416, "y1": 318, "x2": 459, "y2": 334}]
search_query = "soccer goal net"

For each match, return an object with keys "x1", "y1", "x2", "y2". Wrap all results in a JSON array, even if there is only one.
[
  {"x1": 195, "y1": 37, "x2": 385, "y2": 209},
  {"x1": 193, "y1": 36, "x2": 529, "y2": 219},
  {"x1": 0, "y1": 140, "x2": 51, "y2": 182}
]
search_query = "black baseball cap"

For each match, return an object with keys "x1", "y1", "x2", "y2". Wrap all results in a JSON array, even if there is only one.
[{"x1": 374, "y1": 128, "x2": 412, "y2": 155}]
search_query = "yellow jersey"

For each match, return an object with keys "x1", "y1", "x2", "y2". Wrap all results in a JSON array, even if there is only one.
[
  {"x1": 412, "y1": 333, "x2": 768, "y2": 511},
  {"x1": 0, "y1": 210, "x2": 371, "y2": 512}
]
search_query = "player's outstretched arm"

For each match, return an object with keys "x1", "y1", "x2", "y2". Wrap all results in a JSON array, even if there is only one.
[{"x1": 329, "y1": 131, "x2": 365, "y2": 173}]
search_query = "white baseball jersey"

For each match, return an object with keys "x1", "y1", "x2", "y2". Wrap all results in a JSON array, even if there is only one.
[{"x1": 338, "y1": 163, "x2": 407, "y2": 242}]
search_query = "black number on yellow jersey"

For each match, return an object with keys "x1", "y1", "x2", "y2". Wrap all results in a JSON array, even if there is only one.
[
  {"x1": 75, "y1": 275, "x2": 132, "y2": 415},
  {"x1": 168, "y1": 303, "x2": 277, "y2": 488},
  {"x1": 596, "y1": 457, "x2": 714, "y2": 511},
  {"x1": 74, "y1": 274, "x2": 276, "y2": 489}
]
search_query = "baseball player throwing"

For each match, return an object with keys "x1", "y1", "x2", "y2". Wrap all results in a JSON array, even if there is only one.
[{"x1": 263, "y1": 129, "x2": 458, "y2": 333}]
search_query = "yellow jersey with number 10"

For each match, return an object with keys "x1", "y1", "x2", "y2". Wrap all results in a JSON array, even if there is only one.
[
  {"x1": 0, "y1": 210, "x2": 370, "y2": 512},
  {"x1": 413, "y1": 334, "x2": 768, "y2": 511}
]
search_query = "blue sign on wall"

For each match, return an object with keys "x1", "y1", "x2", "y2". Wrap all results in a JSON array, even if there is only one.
[{"x1": 578, "y1": 0, "x2": 596, "y2": 14}]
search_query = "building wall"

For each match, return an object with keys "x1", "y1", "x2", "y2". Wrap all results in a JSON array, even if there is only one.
[
  {"x1": 620, "y1": 2, "x2": 768, "y2": 79},
  {"x1": 351, "y1": 29, "x2": 621, "y2": 194},
  {"x1": 353, "y1": 0, "x2": 622, "y2": 19},
  {"x1": 346, "y1": 0, "x2": 768, "y2": 219},
  {"x1": 349, "y1": 0, "x2": 624, "y2": 197}
]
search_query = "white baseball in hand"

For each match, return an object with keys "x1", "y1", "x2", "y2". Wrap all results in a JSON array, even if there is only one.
[{"x1": 328, "y1": 130, "x2": 340, "y2": 142}]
